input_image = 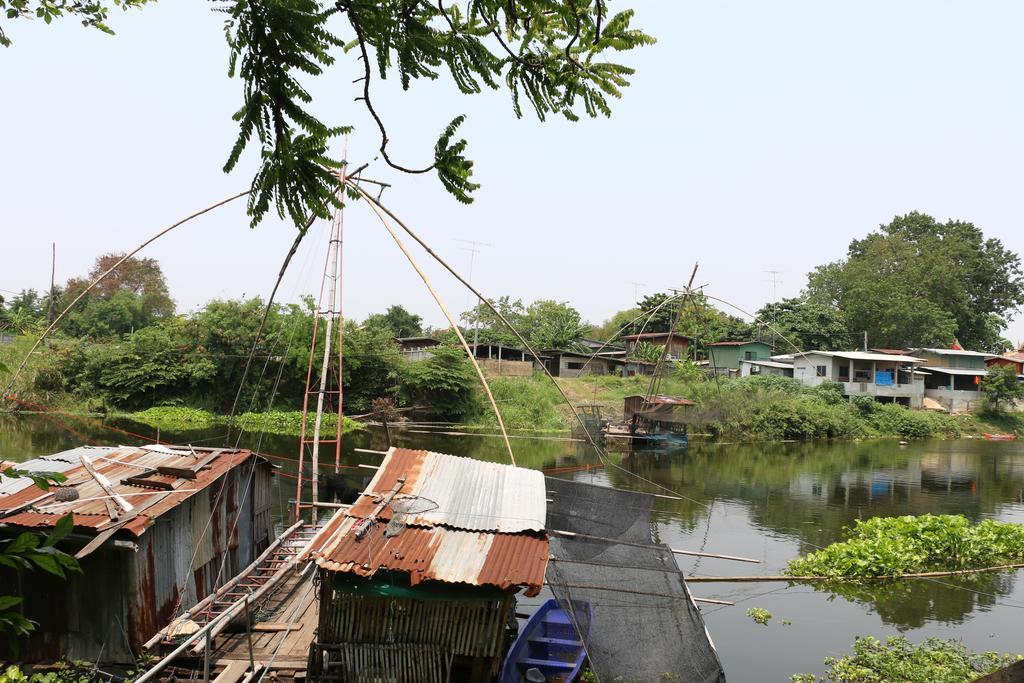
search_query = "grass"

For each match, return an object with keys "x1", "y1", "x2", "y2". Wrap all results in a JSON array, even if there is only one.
[{"x1": 785, "y1": 514, "x2": 1024, "y2": 578}]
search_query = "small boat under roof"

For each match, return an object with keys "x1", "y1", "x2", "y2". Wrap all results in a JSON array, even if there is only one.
[{"x1": 500, "y1": 598, "x2": 592, "y2": 683}]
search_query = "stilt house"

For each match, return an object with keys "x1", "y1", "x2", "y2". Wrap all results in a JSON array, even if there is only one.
[
  {"x1": 302, "y1": 447, "x2": 549, "y2": 683},
  {"x1": 0, "y1": 445, "x2": 274, "y2": 663}
]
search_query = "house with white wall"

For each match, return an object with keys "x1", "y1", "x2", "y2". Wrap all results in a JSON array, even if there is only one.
[
  {"x1": 791, "y1": 350, "x2": 927, "y2": 407},
  {"x1": 909, "y1": 347, "x2": 994, "y2": 413}
]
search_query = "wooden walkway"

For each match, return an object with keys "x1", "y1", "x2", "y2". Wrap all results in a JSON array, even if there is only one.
[
  {"x1": 148, "y1": 523, "x2": 326, "y2": 682},
  {"x1": 210, "y1": 564, "x2": 319, "y2": 680}
]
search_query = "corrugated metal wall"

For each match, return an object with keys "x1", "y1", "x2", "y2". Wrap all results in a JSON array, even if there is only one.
[{"x1": 14, "y1": 456, "x2": 275, "y2": 663}]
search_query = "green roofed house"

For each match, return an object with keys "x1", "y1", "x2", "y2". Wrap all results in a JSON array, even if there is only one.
[{"x1": 705, "y1": 341, "x2": 774, "y2": 376}]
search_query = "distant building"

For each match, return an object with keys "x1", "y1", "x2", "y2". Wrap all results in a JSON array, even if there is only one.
[
  {"x1": 470, "y1": 343, "x2": 537, "y2": 376},
  {"x1": 540, "y1": 349, "x2": 619, "y2": 378},
  {"x1": 619, "y1": 332, "x2": 691, "y2": 360},
  {"x1": 705, "y1": 341, "x2": 773, "y2": 375},
  {"x1": 739, "y1": 358, "x2": 794, "y2": 378},
  {"x1": 985, "y1": 346, "x2": 1024, "y2": 376},
  {"x1": 791, "y1": 350, "x2": 927, "y2": 407},
  {"x1": 396, "y1": 335, "x2": 441, "y2": 361},
  {"x1": 909, "y1": 347, "x2": 994, "y2": 413}
]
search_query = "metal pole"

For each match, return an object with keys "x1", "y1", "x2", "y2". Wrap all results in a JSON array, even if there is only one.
[
  {"x1": 47, "y1": 242, "x2": 56, "y2": 323},
  {"x1": 245, "y1": 594, "x2": 255, "y2": 672},
  {"x1": 204, "y1": 630, "x2": 211, "y2": 683}
]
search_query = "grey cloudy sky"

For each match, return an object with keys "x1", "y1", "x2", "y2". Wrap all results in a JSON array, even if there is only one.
[{"x1": 3, "y1": 0, "x2": 1023, "y2": 345}]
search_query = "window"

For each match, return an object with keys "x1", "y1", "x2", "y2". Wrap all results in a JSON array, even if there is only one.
[
  {"x1": 567, "y1": 361, "x2": 585, "y2": 370},
  {"x1": 838, "y1": 365, "x2": 850, "y2": 380},
  {"x1": 744, "y1": 351, "x2": 756, "y2": 360},
  {"x1": 815, "y1": 365, "x2": 827, "y2": 377}
]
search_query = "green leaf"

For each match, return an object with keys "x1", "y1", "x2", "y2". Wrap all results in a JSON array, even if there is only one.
[
  {"x1": 0, "y1": 596, "x2": 22, "y2": 611},
  {"x1": 44, "y1": 514, "x2": 74, "y2": 547},
  {"x1": 6, "y1": 532, "x2": 39, "y2": 554}
]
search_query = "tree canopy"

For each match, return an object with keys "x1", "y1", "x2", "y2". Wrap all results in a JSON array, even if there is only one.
[
  {"x1": 805, "y1": 212, "x2": 1024, "y2": 351},
  {"x1": 364, "y1": 304, "x2": 423, "y2": 338},
  {"x1": 756, "y1": 296, "x2": 849, "y2": 352},
  {"x1": 58, "y1": 253, "x2": 175, "y2": 338},
  {"x1": 462, "y1": 297, "x2": 585, "y2": 350},
  {"x1": 2, "y1": 1, "x2": 653, "y2": 227}
]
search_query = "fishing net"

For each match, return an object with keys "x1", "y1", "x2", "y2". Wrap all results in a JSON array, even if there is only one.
[{"x1": 545, "y1": 477, "x2": 726, "y2": 683}]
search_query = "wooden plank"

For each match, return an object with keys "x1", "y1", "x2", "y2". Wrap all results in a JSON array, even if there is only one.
[
  {"x1": 123, "y1": 476, "x2": 175, "y2": 491},
  {"x1": 157, "y1": 465, "x2": 199, "y2": 480},
  {"x1": 212, "y1": 660, "x2": 249, "y2": 683},
  {"x1": 252, "y1": 623, "x2": 291, "y2": 632}
]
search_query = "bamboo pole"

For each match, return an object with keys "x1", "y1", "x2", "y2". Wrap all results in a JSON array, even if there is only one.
[
  {"x1": 356, "y1": 184, "x2": 516, "y2": 466},
  {"x1": 2, "y1": 190, "x2": 250, "y2": 399},
  {"x1": 686, "y1": 563, "x2": 1024, "y2": 583}
]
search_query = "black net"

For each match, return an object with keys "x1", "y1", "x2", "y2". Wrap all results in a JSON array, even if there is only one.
[{"x1": 545, "y1": 477, "x2": 726, "y2": 683}]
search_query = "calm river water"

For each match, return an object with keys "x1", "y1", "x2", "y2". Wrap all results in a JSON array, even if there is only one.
[{"x1": 3, "y1": 414, "x2": 1023, "y2": 681}]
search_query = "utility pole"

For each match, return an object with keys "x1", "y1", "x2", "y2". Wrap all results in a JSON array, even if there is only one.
[
  {"x1": 456, "y1": 238, "x2": 490, "y2": 350},
  {"x1": 863, "y1": 331, "x2": 868, "y2": 353},
  {"x1": 628, "y1": 281, "x2": 646, "y2": 302},
  {"x1": 766, "y1": 270, "x2": 782, "y2": 349},
  {"x1": 47, "y1": 243, "x2": 56, "y2": 323}
]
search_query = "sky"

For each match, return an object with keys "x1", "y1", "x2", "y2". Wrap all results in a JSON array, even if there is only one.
[{"x1": 2, "y1": 1, "x2": 1024, "y2": 345}]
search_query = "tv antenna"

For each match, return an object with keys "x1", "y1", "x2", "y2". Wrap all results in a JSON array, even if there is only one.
[{"x1": 456, "y1": 238, "x2": 491, "y2": 348}]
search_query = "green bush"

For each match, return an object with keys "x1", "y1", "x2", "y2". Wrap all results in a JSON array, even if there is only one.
[
  {"x1": 786, "y1": 514, "x2": 1024, "y2": 578},
  {"x1": 869, "y1": 403, "x2": 959, "y2": 438}
]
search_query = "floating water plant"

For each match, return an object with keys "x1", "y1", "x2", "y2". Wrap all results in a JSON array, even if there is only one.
[
  {"x1": 786, "y1": 514, "x2": 1024, "y2": 579},
  {"x1": 746, "y1": 607, "x2": 773, "y2": 625},
  {"x1": 790, "y1": 636, "x2": 1021, "y2": 683}
]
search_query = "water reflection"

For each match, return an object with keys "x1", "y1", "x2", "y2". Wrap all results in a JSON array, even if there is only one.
[{"x1": 3, "y1": 415, "x2": 1024, "y2": 678}]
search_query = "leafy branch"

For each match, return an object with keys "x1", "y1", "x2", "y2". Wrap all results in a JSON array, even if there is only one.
[
  {"x1": 4, "y1": 0, "x2": 653, "y2": 226},
  {"x1": 0, "y1": 469, "x2": 79, "y2": 656}
]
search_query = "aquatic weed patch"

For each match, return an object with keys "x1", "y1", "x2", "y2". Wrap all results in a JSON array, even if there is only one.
[
  {"x1": 790, "y1": 636, "x2": 1021, "y2": 683},
  {"x1": 786, "y1": 514, "x2": 1024, "y2": 578}
]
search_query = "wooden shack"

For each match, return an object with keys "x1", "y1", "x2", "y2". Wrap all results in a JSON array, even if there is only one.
[
  {"x1": 0, "y1": 445, "x2": 274, "y2": 663},
  {"x1": 302, "y1": 447, "x2": 549, "y2": 683}
]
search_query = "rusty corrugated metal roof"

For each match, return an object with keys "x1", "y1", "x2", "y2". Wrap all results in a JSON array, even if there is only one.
[
  {"x1": 311, "y1": 514, "x2": 547, "y2": 596},
  {"x1": 308, "y1": 447, "x2": 549, "y2": 594},
  {"x1": 348, "y1": 448, "x2": 545, "y2": 533},
  {"x1": 0, "y1": 445, "x2": 257, "y2": 538}
]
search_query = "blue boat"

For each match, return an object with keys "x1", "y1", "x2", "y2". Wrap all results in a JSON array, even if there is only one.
[{"x1": 500, "y1": 599, "x2": 592, "y2": 683}]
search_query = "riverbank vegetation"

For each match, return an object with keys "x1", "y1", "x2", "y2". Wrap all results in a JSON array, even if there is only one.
[
  {"x1": 126, "y1": 407, "x2": 365, "y2": 436},
  {"x1": 791, "y1": 636, "x2": 1022, "y2": 683},
  {"x1": 786, "y1": 515, "x2": 1024, "y2": 579},
  {"x1": 3, "y1": 224, "x2": 1024, "y2": 443}
]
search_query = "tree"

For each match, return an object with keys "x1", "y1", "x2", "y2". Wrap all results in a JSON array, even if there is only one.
[
  {"x1": 521, "y1": 300, "x2": 585, "y2": 350},
  {"x1": 462, "y1": 296, "x2": 527, "y2": 347},
  {"x1": 756, "y1": 297, "x2": 850, "y2": 352},
  {"x1": 364, "y1": 305, "x2": 423, "y2": 338},
  {"x1": 80, "y1": 318, "x2": 217, "y2": 408},
  {"x1": 2, "y1": 1, "x2": 654, "y2": 227},
  {"x1": 401, "y1": 345, "x2": 478, "y2": 419},
  {"x1": 981, "y1": 365, "x2": 1024, "y2": 413},
  {"x1": 59, "y1": 254, "x2": 175, "y2": 338},
  {"x1": 806, "y1": 212, "x2": 1024, "y2": 351},
  {"x1": 627, "y1": 293, "x2": 676, "y2": 334},
  {"x1": 341, "y1": 320, "x2": 404, "y2": 413},
  {"x1": 588, "y1": 307, "x2": 641, "y2": 342}
]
